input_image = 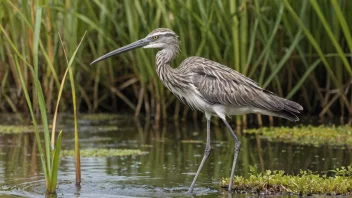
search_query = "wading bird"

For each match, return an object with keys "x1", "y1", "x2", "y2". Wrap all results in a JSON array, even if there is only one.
[{"x1": 91, "y1": 28, "x2": 303, "y2": 193}]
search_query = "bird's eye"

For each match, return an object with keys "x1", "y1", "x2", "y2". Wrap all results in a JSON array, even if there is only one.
[{"x1": 153, "y1": 36, "x2": 159, "y2": 40}]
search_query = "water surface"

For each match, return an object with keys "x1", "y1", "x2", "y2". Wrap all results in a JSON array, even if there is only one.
[{"x1": 0, "y1": 114, "x2": 350, "y2": 197}]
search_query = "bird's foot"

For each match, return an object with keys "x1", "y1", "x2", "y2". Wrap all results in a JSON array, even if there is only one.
[{"x1": 184, "y1": 189, "x2": 194, "y2": 195}]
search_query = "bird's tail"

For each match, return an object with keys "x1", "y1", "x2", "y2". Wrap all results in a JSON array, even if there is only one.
[{"x1": 269, "y1": 96, "x2": 303, "y2": 122}]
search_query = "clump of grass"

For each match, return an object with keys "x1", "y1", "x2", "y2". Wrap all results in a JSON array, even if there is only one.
[
  {"x1": 244, "y1": 125, "x2": 352, "y2": 147},
  {"x1": 0, "y1": 4, "x2": 86, "y2": 192},
  {"x1": 61, "y1": 149, "x2": 147, "y2": 157},
  {"x1": 221, "y1": 165, "x2": 352, "y2": 196}
]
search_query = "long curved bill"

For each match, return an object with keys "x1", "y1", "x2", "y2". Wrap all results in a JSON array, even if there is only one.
[{"x1": 90, "y1": 38, "x2": 150, "y2": 65}]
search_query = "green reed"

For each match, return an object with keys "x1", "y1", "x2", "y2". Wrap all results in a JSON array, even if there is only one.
[
  {"x1": 1, "y1": 6, "x2": 58, "y2": 193},
  {"x1": 0, "y1": 2, "x2": 85, "y2": 193},
  {"x1": 0, "y1": 0, "x2": 351, "y2": 124}
]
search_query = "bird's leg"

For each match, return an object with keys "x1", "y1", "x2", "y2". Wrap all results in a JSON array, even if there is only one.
[
  {"x1": 222, "y1": 118, "x2": 241, "y2": 192},
  {"x1": 186, "y1": 115, "x2": 212, "y2": 194}
]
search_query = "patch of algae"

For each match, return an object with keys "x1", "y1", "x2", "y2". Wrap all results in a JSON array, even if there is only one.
[
  {"x1": 221, "y1": 166, "x2": 352, "y2": 196},
  {"x1": 181, "y1": 140, "x2": 204, "y2": 144},
  {"x1": 61, "y1": 148, "x2": 147, "y2": 157},
  {"x1": 0, "y1": 124, "x2": 119, "y2": 134},
  {"x1": 79, "y1": 114, "x2": 119, "y2": 121},
  {"x1": 0, "y1": 125, "x2": 36, "y2": 134},
  {"x1": 244, "y1": 125, "x2": 352, "y2": 147}
]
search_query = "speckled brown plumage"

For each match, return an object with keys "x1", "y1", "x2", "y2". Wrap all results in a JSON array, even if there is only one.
[{"x1": 91, "y1": 28, "x2": 303, "y2": 194}]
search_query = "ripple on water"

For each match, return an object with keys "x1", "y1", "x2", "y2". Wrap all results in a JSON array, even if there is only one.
[
  {"x1": 0, "y1": 179, "x2": 46, "y2": 198},
  {"x1": 1, "y1": 179, "x2": 217, "y2": 197},
  {"x1": 0, "y1": 157, "x2": 218, "y2": 197}
]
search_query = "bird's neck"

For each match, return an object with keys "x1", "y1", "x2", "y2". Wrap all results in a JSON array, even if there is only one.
[
  {"x1": 155, "y1": 48, "x2": 187, "y2": 95},
  {"x1": 155, "y1": 48, "x2": 179, "y2": 79}
]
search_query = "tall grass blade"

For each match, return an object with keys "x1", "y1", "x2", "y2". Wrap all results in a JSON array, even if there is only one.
[
  {"x1": 33, "y1": 7, "x2": 41, "y2": 75},
  {"x1": 230, "y1": 0, "x2": 240, "y2": 72},
  {"x1": 249, "y1": 2, "x2": 284, "y2": 79},
  {"x1": 49, "y1": 130, "x2": 63, "y2": 193},
  {"x1": 331, "y1": 0, "x2": 352, "y2": 56},
  {"x1": 32, "y1": 7, "x2": 52, "y2": 179},
  {"x1": 286, "y1": 59, "x2": 321, "y2": 99},
  {"x1": 262, "y1": 29, "x2": 303, "y2": 88},
  {"x1": 13, "y1": 56, "x2": 49, "y2": 186},
  {"x1": 3, "y1": 27, "x2": 50, "y2": 189},
  {"x1": 283, "y1": 0, "x2": 350, "y2": 108},
  {"x1": 310, "y1": 0, "x2": 352, "y2": 77},
  {"x1": 58, "y1": 31, "x2": 87, "y2": 185}
]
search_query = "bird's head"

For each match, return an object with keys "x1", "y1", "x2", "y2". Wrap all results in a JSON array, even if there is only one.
[{"x1": 91, "y1": 28, "x2": 180, "y2": 65}]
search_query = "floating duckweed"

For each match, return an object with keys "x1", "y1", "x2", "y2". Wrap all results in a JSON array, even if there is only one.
[
  {"x1": 61, "y1": 148, "x2": 147, "y2": 157},
  {"x1": 244, "y1": 125, "x2": 352, "y2": 147},
  {"x1": 221, "y1": 165, "x2": 352, "y2": 196},
  {"x1": 90, "y1": 125, "x2": 119, "y2": 132},
  {"x1": 79, "y1": 114, "x2": 120, "y2": 121},
  {"x1": 0, "y1": 124, "x2": 119, "y2": 134},
  {"x1": 181, "y1": 140, "x2": 204, "y2": 144},
  {"x1": 0, "y1": 125, "x2": 37, "y2": 134}
]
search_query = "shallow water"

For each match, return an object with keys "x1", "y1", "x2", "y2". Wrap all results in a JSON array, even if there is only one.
[{"x1": 0, "y1": 114, "x2": 351, "y2": 197}]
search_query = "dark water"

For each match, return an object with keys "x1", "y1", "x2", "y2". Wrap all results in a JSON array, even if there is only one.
[{"x1": 0, "y1": 114, "x2": 350, "y2": 197}]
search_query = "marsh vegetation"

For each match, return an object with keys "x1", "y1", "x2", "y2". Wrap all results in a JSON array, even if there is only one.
[
  {"x1": 0, "y1": 0, "x2": 351, "y2": 196},
  {"x1": 1, "y1": 0, "x2": 351, "y2": 124}
]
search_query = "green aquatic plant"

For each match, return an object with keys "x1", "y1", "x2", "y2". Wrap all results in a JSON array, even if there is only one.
[
  {"x1": 61, "y1": 149, "x2": 147, "y2": 157},
  {"x1": 244, "y1": 125, "x2": 352, "y2": 147},
  {"x1": 0, "y1": 5, "x2": 86, "y2": 193},
  {"x1": 2, "y1": 7, "x2": 59, "y2": 193},
  {"x1": 57, "y1": 31, "x2": 83, "y2": 186},
  {"x1": 221, "y1": 165, "x2": 352, "y2": 196}
]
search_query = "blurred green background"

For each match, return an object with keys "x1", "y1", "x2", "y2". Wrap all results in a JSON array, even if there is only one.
[{"x1": 1, "y1": 0, "x2": 351, "y2": 122}]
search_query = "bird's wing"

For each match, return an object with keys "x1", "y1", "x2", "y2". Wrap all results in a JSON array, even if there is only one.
[{"x1": 187, "y1": 57, "x2": 298, "y2": 112}]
